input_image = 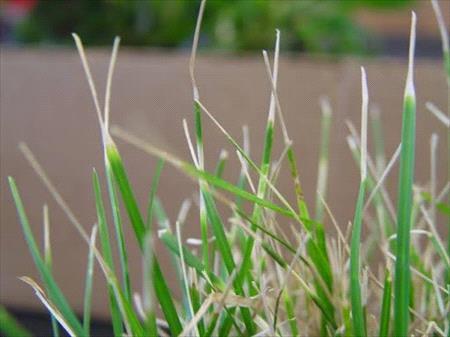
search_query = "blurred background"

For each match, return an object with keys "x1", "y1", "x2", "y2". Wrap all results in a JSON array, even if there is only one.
[
  {"x1": 1, "y1": 0, "x2": 448, "y2": 336},
  {"x1": 0, "y1": 0, "x2": 447, "y2": 57}
]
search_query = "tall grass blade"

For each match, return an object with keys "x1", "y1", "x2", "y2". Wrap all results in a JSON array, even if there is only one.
[
  {"x1": 393, "y1": 12, "x2": 416, "y2": 337},
  {"x1": 350, "y1": 67, "x2": 369, "y2": 337}
]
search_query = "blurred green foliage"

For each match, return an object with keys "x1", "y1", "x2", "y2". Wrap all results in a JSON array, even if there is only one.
[{"x1": 17, "y1": 0, "x2": 414, "y2": 55}]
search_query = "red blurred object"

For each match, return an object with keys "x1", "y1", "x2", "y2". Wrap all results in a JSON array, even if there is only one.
[
  {"x1": 6, "y1": 0, "x2": 37, "y2": 13},
  {"x1": 0, "y1": 0, "x2": 37, "y2": 42}
]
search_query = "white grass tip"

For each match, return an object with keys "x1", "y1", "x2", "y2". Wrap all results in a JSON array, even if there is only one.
[
  {"x1": 319, "y1": 95, "x2": 332, "y2": 117},
  {"x1": 219, "y1": 149, "x2": 229, "y2": 160},
  {"x1": 157, "y1": 228, "x2": 168, "y2": 238},
  {"x1": 360, "y1": 66, "x2": 369, "y2": 181},
  {"x1": 405, "y1": 11, "x2": 416, "y2": 98},
  {"x1": 104, "y1": 36, "x2": 121, "y2": 131},
  {"x1": 430, "y1": 133, "x2": 439, "y2": 147}
]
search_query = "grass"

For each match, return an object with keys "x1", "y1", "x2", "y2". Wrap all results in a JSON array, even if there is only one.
[{"x1": 5, "y1": 0, "x2": 449, "y2": 336}]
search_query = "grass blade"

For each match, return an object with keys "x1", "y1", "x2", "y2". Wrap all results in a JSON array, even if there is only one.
[
  {"x1": 379, "y1": 270, "x2": 392, "y2": 337},
  {"x1": 106, "y1": 143, "x2": 146, "y2": 246},
  {"x1": 393, "y1": 13, "x2": 416, "y2": 337},
  {"x1": 105, "y1": 164, "x2": 132, "y2": 302},
  {"x1": 83, "y1": 225, "x2": 98, "y2": 335},
  {"x1": 350, "y1": 67, "x2": 369, "y2": 337}
]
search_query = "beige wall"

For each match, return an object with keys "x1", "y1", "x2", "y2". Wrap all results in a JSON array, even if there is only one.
[{"x1": 0, "y1": 49, "x2": 448, "y2": 318}]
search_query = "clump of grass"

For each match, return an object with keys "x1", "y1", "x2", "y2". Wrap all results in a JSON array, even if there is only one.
[{"x1": 6, "y1": 0, "x2": 449, "y2": 336}]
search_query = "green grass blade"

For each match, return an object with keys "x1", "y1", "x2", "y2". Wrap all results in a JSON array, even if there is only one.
[
  {"x1": 0, "y1": 306, "x2": 32, "y2": 337},
  {"x1": 193, "y1": 101, "x2": 211, "y2": 278},
  {"x1": 105, "y1": 165, "x2": 132, "y2": 302},
  {"x1": 83, "y1": 226, "x2": 97, "y2": 336},
  {"x1": 8, "y1": 177, "x2": 85, "y2": 336},
  {"x1": 350, "y1": 66, "x2": 369, "y2": 337},
  {"x1": 394, "y1": 13, "x2": 416, "y2": 337},
  {"x1": 350, "y1": 180, "x2": 367, "y2": 337},
  {"x1": 379, "y1": 270, "x2": 392, "y2": 337},
  {"x1": 183, "y1": 164, "x2": 293, "y2": 218},
  {"x1": 92, "y1": 170, "x2": 124, "y2": 337},
  {"x1": 152, "y1": 260, "x2": 183, "y2": 336},
  {"x1": 106, "y1": 143, "x2": 146, "y2": 246}
]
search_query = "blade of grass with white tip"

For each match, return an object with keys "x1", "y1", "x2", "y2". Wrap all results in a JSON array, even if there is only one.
[
  {"x1": 350, "y1": 67, "x2": 369, "y2": 337},
  {"x1": 346, "y1": 136, "x2": 396, "y2": 237},
  {"x1": 0, "y1": 306, "x2": 32, "y2": 337},
  {"x1": 92, "y1": 170, "x2": 124, "y2": 337},
  {"x1": 83, "y1": 225, "x2": 97, "y2": 336},
  {"x1": 8, "y1": 178, "x2": 85, "y2": 336},
  {"x1": 394, "y1": 13, "x2": 416, "y2": 337},
  {"x1": 379, "y1": 270, "x2": 392, "y2": 337},
  {"x1": 102, "y1": 37, "x2": 133, "y2": 303},
  {"x1": 42, "y1": 205, "x2": 59, "y2": 337},
  {"x1": 316, "y1": 96, "x2": 332, "y2": 223},
  {"x1": 214, "y1": 150, "x2": 228, "y2": 179}
]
